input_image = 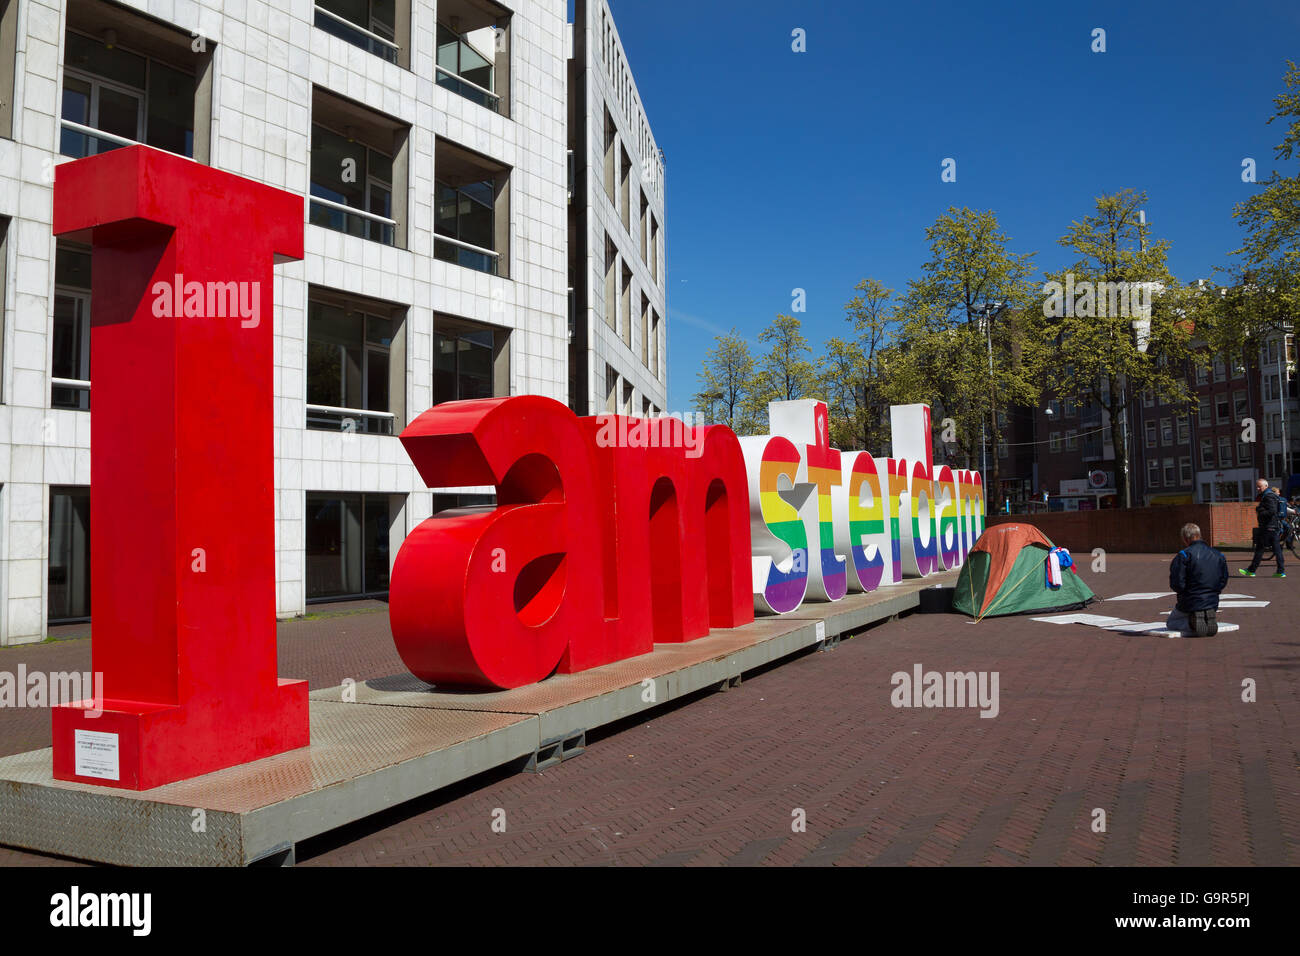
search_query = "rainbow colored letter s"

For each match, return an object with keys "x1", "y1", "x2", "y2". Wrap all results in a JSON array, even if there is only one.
[{"x1": 741, "y1": 400, "x2": 985, "y2": 615}]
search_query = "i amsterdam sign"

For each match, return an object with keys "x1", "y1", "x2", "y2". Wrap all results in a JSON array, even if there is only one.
[{"x1": 49, "y1": 147, "x2": 986, "y2": 790}]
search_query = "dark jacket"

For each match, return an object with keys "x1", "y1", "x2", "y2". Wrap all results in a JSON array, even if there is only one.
[
  {"x1": 1170, "y1": 539, "x2": 1229, "y2": 612},
  {"x1": 1256, "y1": 489, "x2": 1284, "y2": 531}
]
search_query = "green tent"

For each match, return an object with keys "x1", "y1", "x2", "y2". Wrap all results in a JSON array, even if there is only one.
[{"x1": 954, "y1": 523, "x2": 1095, "y2": 620}]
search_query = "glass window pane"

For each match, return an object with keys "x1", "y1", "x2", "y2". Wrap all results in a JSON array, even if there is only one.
[
  {"x1": 437, "y1": 25, "x2": 460, "y2": 73},
  {"x1": 363, "y1": 496, "x2": 391, "y2": 594},
  {"x1": 458, "y1": 191, "x2": 493, "y2": 250},
  {"x1": 51, "y1": 295, "x2": 85, "y2": 381},
  {"x1": 48, "y1": 488, "x2": 92, "y2": 621},
  {"x1": 435, "y1": 182, "x2": 458, "y2": 237},
  {"x1": 457, "y1": 333, "x2": 493, "y2": 400},
  {"x1": 305, "y1": 494, "x2": 364, "y2": 599},
  {"x1": 366, "y1": 348, "x2": 389, "y2": 413},
  {"x1": 433, "y1": 332, "x2": 457, "y2": 404},
  {"x1": 310, "y1": 125, "x2": 366, "y2": 209},
  {"x1": 65, "y1": 32, "x2": 146, "y2": 89},
  {"x1": 95, "y1": 86, "x2": 142, "y2": 147},
  {"x1": 145, "y1": 61, "x2": 194, "y2": 157}
]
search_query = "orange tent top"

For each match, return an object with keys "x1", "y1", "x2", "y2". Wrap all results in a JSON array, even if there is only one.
[{"x1": 970, "y1": 523, "x2": 1054, "y2": 615}]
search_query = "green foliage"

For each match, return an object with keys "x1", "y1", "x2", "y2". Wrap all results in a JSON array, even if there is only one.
[
  {"x1": 692, "y1": 329, "x2": 759, "y2": 434},
  {"x1": 1029, "y1": 188, "x2": 1196, "y2": 506},
  {"x1": 818, "y1": 279, "x2": 895, "y2": 451},
  {"x1": 746, "y1": 313, "x2": 816, "y2": 429}
]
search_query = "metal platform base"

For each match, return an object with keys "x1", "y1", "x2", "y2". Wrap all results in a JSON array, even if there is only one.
[{"x1": 0, "y1": 575, "x2": 951, "y2": 866}]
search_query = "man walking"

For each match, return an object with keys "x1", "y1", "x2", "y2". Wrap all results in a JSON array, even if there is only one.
[
  {"x1": 1241, "y1": 478, "x2": 1287, "y2": 578},
  {"x1": 1170, "y1": 523, "x2": 1228, "y2": 636}
]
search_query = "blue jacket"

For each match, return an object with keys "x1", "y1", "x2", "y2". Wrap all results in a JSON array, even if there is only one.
[
  {"x1": 1256, "y1": 490, "x2": 1285, "y2": 531},
  {"x1": 1169, "y1": 539, "x2": 1229, "y2": 612}
]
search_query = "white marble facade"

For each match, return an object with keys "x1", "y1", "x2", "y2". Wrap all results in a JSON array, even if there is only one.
[{"x1": 0, "y1": 0, "x2": 594, "y2": 643}]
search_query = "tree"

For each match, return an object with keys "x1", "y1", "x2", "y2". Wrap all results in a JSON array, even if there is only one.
[
  {"x1": 692, "y1": 329, "x2": 759, "y2": 433},
  {"x1": 1231, "y1": 59, "x2": 1300, "y2": 324},
  {"x1": 818, "y1": 279, "x2": 896, "y2": 451},
  {"x1": 892, "y1": 207, "x2": 1038, "y2": 491},
  {"x1": 1030, "y1": 189, "x2": 1195, "y2": 508},
  {"x1": 747, "y1": 313, "x2": 816, "y2": 429}
]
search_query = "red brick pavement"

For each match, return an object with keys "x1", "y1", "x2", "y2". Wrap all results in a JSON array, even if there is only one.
[{"x1": 0, "y1": 555, "x2": 1296, "y2": 866}]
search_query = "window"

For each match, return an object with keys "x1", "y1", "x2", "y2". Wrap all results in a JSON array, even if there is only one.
[
  {"x1": 650, "y1": 309, "x2": 661, "y2": 377},
  {"x1": 1266, "y1": 413, "x2": 1280, "y2": 441},
  {"x1": 997, "y1": 440, "x2": 1008, "y2": 459},
  {"x1": 435, "y1": 0, "x2": 509, "y2": 113},
  {"x1": 1264, "y1": 373, "x2": 1280, "y2": 402},
  {"x1": 1232, "y1": 352, "x2": 1246, "y2": 378},
  {"x1": 305, "y1": 493, "x2": 395, "y2": 600},
  {"x1": 1218, "y1": 435, "x2": 1233, "y2": 467},
  {"x1": 638, "y1": 191, "x2": 649, "y2": 263},
  {"x1": 1065, "y1": 429, "x2": 1078, "y2": 451},
  {"x1": 1197, "y1": 395, "x2": 1211, "y2": 427},
  {"x1": 1147, "y1": 459, "x2": 1160, "y2": 488},
  {"x1": 1200, "y1": 482, "x2": 1212, "y2": 502},
  {"x1": 1160, "y1": 417, "x2": 1172, "y2": 445},
  {"x1": 433, "y1": 315, "x2": 508, "y2": 405},
  {"x1": 52, "y1": 243, "x2": 92, "y2": 410},
  {"x1": 1163, "y1": 457, "x2": 1175, "y2": 485},
  {"x1": 1215, "y1": 393, "x2": 1230, "y2": 424},
  {"x1": 603, "y1": 109, "x2": 617, "y2": 205},
  {"x1": 1237, "y1": 440, "x2": 1251, "y2": 466},
  {"x1": 311, "y1": 124, "x2": 396, "y2": 246},
  {"x1": 0, "y1": 0, "x2": 16, "y2": 138},
  {"x1": 1213, "y1": 355, "x2": 1226, "y2": 382},
  {"x1": 436, "y1": 23, "x2": 497, "y2": 111},
  {"x1": 49, "y1": 487, "x2": 91, "y2": 623},
  {"x1": 315, "y1": 0, "x2": 406, "y2": 67},
  {"x1": 1062, "y1": 396, "x2": 1077, "y2": 417},
  {"x1": 1233, "y1": 389, "x2": 1248, "y2": 420},
  {"x1": 0, "y1": 217, "x2": 7, "y2": 393},
  {"x1": 1047, "y1": 398, "x2": 1060, "y2": 418},
  {"x1": 1144, "y1": 420, "x2": 1156, "y2": 449},
  {"x1": 605, "y1": 365, "x2": 618, "y2": 414},
  {"x1": 640, "y1": 292, "x2": 650, "y2": 364},
  {"x1": 1195, "y1": 361, "x2": 1208, "y2": 385},
  {"x1": 1200, "y1": 437, "x2": 1214, "y2": 469},
  {"x1": 604, "y1": 236, "x2": 618, "y2": 331},
  {"x1": 1176, "y1": 414, "x2": 1189, "y2": 444},
  {"x1": 60, "y1": 8, "x2": 208, "y2": 162},
  {"x1": 1180, "y1": 456, "x2": 1192, "y2": 483},
  {"x1": 1267, "y1": 338, "x2": 1281, "y2": 365},
  {"x1": 1049, "y1": 431, "x2": 1061, "y2": 453},
  {"x1": 1143, "y1": 389, "x2": 1155, "y2": 408},
  {"x1": 649, "y1": 215, "x2": 660, "y2": 284},
  {"x1": 619, "y1": 147, "x2": 631, "y2": 233},
  {"x1": 306, "y1": 292, "x2": 406, "y2": 434},
  {"x1": 434, "y1": 138, "x2": 509, "y2": 274},
  {"x1": 621, "y1": 264, "x2": 632, "y2": 347}
]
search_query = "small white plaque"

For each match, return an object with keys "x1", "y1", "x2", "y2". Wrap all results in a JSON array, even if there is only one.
[
  {"x1": 815, "y1": 621, "x2": 826, "y2": 640},
  {"x1": 74, "y1": 729, "x2": 120, "y2": 781}
]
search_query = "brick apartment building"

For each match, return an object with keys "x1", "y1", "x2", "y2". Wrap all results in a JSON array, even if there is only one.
[{"x1": 1027, "y1": 330, "x2": 1297, "y2": 510}]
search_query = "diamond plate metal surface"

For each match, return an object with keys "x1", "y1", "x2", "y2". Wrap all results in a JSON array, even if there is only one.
[
  {"x1": 0, "y1": 576, "x2": 934, "y2": 865},
  {"x1": 0, "y1": 703, "x2": 534, "y2": 865},
  {"x1": 309, "y1": 616, "x2": 818, "y2": 715}
]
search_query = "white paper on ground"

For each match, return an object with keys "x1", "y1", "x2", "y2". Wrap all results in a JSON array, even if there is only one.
[
  {"x1": 1220, "y1": 593, "x2": 1255, "y2": 599},
  {"x1": 1104, "y1": 592, "x2": 1174, "y2": 601},
  {"x1": 1031, "y1": 613, "x2": 1133, "y2": 625},
  {"x1": 1150, "y1": 622, "x2": 1241, "y2": 638},
  {"x1": 1216, "y1": 600, "x2": 1270, "y2": 608},
  {"x1": 1104, "y1": 621, "x2": 1241, "y2": 636}
]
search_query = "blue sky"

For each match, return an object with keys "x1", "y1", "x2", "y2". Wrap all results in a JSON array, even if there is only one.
[{"x1": 602, "y1": 0, "x2": 1300, "y2": 412}]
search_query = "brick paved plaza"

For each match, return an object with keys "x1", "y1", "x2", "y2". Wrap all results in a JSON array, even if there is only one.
[{"x1": 0, "y1": 553, "x2": 1295, "y2": 866}]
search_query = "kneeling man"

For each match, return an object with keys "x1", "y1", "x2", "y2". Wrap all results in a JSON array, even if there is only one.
[{"x1": 1168, "y1": 523, "x2": 1229, "y2": 637}]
